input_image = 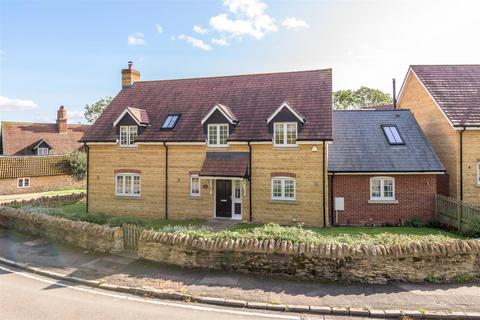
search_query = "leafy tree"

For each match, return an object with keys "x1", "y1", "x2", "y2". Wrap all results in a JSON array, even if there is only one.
[
  {"x1": 333, "y1": 86, "x2": 392, "y2": 110},
  {"x1": 84, "y1": 97, "x2": 112, "y2": 123},
  {"x1": 69, "y1": 151, "x2": 87, "y2": 179}
]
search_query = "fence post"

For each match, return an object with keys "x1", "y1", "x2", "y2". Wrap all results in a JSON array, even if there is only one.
[{"x1": 457, "y1": 200, "x2": 462, "y2": 232}]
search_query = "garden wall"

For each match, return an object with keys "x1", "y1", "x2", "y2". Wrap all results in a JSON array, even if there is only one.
[
  {"x1": 0, "y1": 206, "x2": 123, "y2": 253},
  {"x1": 138, "y1": 230, "x2": 480, "y2": 283},
  {"x1": 0, "y1": 192, "x2": 86, "y2": 207}
]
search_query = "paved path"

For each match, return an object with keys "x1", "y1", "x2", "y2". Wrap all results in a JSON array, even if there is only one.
[
  {"x1": 0, "y1": 227, "x2": 479, "y2": 313},
  {"x1": 0, "y1": 264, "x2": 366, "y2": 320}
]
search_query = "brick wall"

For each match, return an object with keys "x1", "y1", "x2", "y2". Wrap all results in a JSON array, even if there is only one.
[
  {"x1": 0, "y1": 175, "x2": 85, "y2": 195},
  {"x1": 332, "y1": 174, "x2": 439, "y2": 226}
]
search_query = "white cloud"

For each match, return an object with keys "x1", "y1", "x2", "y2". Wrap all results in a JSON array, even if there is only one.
[
  {"x1": 68, "y1": 110, "x2": 87, "y2": 123},
  {"x1": 178, "y1": 34, "x2": 212, "y2": 51},
  {"x1": 282, "y1": 17, "x2": 309, "y2": 30},
  {"x1": 128, "y1": 33, "x2": 146, "y2": 45},
  {"x1": 211, "y1": 38, "x2": 229, "y2": 46},
  {"x1": 209, "y1": 0, "x2": 277, "y2": 40},
  {"x1": 193, "y1": 25, "x2": 208, "y2": 34},
  {"x1": 0, "y1": 96, "x2": 38, "y2": 111},
  {"x1": 156, "y1": 24, "x2": 163, "y2": 33}
]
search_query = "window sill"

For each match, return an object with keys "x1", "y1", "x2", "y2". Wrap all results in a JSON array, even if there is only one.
[
  {"x1": 368, "y1": 199, "x2": 398, "y2": 204},
  {"x1": 206, "y1": 145, "x2": 229, "y2": 150},
  {"x1": 272, "y1": 145, "x2": 299, "y2": 150},
  {"x1": 189, "y1": 195, "x2": 201, "y2": 199},
  {"x1": 270, "y1": 199, "x2": 296, "y2": 205},
  {"x1": 115, "y1": 195, "x2": 142, "y2": 200},
  {"x1": 118, "y1": 145, "x2": 138, "y2": 149}
]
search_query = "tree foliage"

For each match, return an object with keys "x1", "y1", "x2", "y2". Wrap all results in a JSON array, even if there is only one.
[
  {"x1": 69, "y1": 151, "x2": 87, "y2": 179},
  {"x1": 84, "y1": 97, "x2": 113, "y2": 123},
  {"x1": 333, "y1": 86, "x2": 392, "y2": 110}
]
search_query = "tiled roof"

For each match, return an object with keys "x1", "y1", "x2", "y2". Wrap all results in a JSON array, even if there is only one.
[
  {"x1": 0, "y1": 155, "x2": 71, "y2": 179},
  {"x1": 199, "y1": 152, "x2": 249, "y2": 178},
  {"x1": 82, "y1": 69, "x2": 332, "y2": 142},
  {"x1": 409, "y1": 65, "x2": 480, "y2": 127},
  {"x1": 127, "y1": 107, "x2": 150, "y2": 125},
  {"x1": 328, "y1": 110, "x2": 445, "y2": 173},
  {"x1": 1, "y1": 122, "x2": 89, "y2": 155}
]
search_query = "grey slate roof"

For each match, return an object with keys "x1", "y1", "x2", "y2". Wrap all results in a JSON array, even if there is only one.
[{"x1": 328, "y1": 110, "x2": 445, "y2": 173}]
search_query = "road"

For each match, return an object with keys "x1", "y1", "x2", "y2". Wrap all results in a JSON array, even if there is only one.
[{"x1": 0, "y1": 264, "x2": 366, "y2": 320}]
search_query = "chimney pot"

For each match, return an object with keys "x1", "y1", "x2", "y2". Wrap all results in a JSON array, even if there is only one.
[{"x1": 128, "y1": 61, "x2": 133, "y2": 69}]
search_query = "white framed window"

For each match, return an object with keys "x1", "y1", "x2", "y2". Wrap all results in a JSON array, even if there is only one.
[
  {"x1": 477, "y1": 162, "x2": 480, "y2": 186},
  {"x1": 37, "y1": 148, "x2": 49, "y2": 155},
  {"x1": 207, "y1": 124, "x2": 229, "y2": 146},
  {"x1": 119, "y1": 126, "x2": 138, "y2": 147},
  {"x1": 18, "y1": 178, "x2": 30, "y2": 188},
  {"x1": 370, "y1": 177, "x2": 395, "y2": 200},
  {"x1": 115, "y1": 173, "x2": 141, "y2": 197},
  {"x1": 190, "y1": 174, "x2": 200, "y2": 196},
  {"x1": 274, "y1": 122, "x2": 297, "y2": 146},
  {"x1": 271, "y1": 177, "x2": 296, "y2": 201}
]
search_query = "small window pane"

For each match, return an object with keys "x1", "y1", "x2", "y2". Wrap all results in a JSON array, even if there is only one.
[
  {"x1": 129, "y1": 126, "x2": 138, "y2": 145},
  {"x1": 272, "y1": 179, "x2": 282, "y2": 198},
  {"x1": 234, "y1": 180, "x2": 241, "y2": 199},
  {"x1": 133, "y1": 176, "x2": 141, "y2": 195},
  {"x1": 116, "y1": 175, "x2": 124, "y2": 194},
  {"x1": 120, "y1": 126, "x2": 128, "y2": 145},
  {"x1": 477, "y1": 162, "x2": 480, "y2": 185},
  {"x1": 274, "y1": 123, "x2": 284, "y2": 145},
  {"x1": 191, "y1": 175, "x2": 200, "y2": 195},
  {"x1": 219, "y1": 125, "x2": 229, "y2": 145},
  {"x1": 284, "y1": 179, "x2": 295, "y2": 199},
  {"x1": 208, "y1": 126, "x2": 217, "y2": 145},
  {"x1": 18, "y1": 179, "x2": 23, "y2": 188},
  {"x1": 383, "y1": 179, "x2": 394, "y2": 198},
  {"x1": 286, "y1": 123, "x2": 297, "y2": 145},
  {"x1": 124, "y1": 175, "x2": 132, "y2": 194},
  {"x1": 24, "y1": 178, "x2": 30, "y2": 187},
  {"x1": 371, "y1": 179, "x2": 381, "y2": 198}
]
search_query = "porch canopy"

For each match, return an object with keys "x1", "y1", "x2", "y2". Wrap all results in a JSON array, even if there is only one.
[{"x1": 199, "y1": 152, "x2": 249, "y2": 179}]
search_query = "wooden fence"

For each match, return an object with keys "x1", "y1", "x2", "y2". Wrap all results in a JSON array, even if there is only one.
[
  {"x1": 122, "y1": 224, "x2": 144, "y2": 251},
  {"x1": 435, "y1": 194, "x2": 480, "y2": 232}
]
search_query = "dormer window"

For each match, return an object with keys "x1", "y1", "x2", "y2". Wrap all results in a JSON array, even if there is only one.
[
  {"x1": 208, "y1": 124, "x2": 229, "y2": 147},
  {"x1": 120, "y1": 126, "x2": 138, "y2": 147},
  {"x1": 274, "y1": 122, "x2": 297, "y2": 146},
  {"x1": 37, "y1": 148, "x2": 49, "y2": 156}
]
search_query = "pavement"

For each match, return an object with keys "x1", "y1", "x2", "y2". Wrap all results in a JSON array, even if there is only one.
[{"x1": 1, "y1": 227, "x2": 480, "y2": 316}]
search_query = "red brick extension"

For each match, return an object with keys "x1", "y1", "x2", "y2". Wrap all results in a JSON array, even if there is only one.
[{"x1": 331, "y1": 174, "x2": 448, "y2": 226}]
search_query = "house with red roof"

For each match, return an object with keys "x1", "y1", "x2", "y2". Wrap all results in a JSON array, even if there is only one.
[
  {"x1": 398, "y1": 65, "x2": 480, "y2": 205},
  {"x1": 0, "y1": 107, "x2": 89, "y2": 195},
  {"x1": 82, "y1": 63, "x2": 332, "y2": 226}
]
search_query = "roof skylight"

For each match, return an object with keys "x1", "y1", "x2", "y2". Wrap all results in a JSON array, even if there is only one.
[
  {"x1": 161, "y1": 114, "x2": 180, "y2": 129},
  {"x1": 382, "y1": 125, "x2": 404, "y2": 145}
]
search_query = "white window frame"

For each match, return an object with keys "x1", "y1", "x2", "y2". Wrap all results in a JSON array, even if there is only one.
[
  {"x1": 207, "y1": 124, "x2": 229, "y2": 147},
  {"x1": 273, "y1": 122, "x2": 298, "y2": 147},
  {"x1": 370, "y1": 177, "x2": 395, "y2": 201},
  {"x1": 37, "y1": 147, "x2": 49, "y2": 155},
  {"x1": 190, "y1": 174, "x2": 200, "y2": 197},
  {"x1": 115, "y1": 173, "x2": 141, "y2": 197},
  {"x1": 271, "y1": 177, "x2": 296, "y2": 201},
  {"x1": 119, "y1": 125, "x2": 138, "y2": 147},
  {"x1": 18, "y1": 178, "x2": 30, "y2": 188}
]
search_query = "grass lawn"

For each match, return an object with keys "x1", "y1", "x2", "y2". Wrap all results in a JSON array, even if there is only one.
[
  {"x1": 230, "y1": 223, "x2": 463, "y2": 238},
  {"x1": 44, "y1": 189, "x2": 86, "y2": 196},
  {"x1": 28, "y1": 202, "x2": 205, "y2": 230}
]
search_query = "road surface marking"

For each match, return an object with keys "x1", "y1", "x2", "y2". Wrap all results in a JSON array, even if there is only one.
[{"x1": 0, "y1": 264, "x2": 299, "y2": 319}]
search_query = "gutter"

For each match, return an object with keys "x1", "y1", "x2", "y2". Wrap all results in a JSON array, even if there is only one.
[
  {"x1": 163, "y1": 142, "x2": 169, "y2": 219},
  {"x1": 248, "y1": 141, "x2": 253, "y2": 222},
  {"x1": 460, "y1": 127, "x2": 466, "y2": 201},
  {"x1": 84, "y1": 142, "x2": 89, "y2": 213},
  {"x1": 330, "y1": 172, "x2": 335, "y2": 226},
  {"x1": 322, "y1": 143, "x2": 326, "y2": 227}
]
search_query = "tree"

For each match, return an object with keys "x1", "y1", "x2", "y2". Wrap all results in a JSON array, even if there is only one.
[
  {"x1": 84, "y1": 97, "x2": 113, "y2": 123},
  {"x1": 69, "y1": 151, "x2": 87, "y2": 179},
  {"x1": 333, "y1": 86, "x2": 392, "y2": 110}
]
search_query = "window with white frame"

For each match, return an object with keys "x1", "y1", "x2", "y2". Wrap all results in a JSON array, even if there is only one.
[
  {"x1": 18, "y1": 178, "x2": 30, "y2": 188},
  {"x1": 37, "y1": 147, "x2": 49, "y2": 155},
  {"x1": 271, "y1": 177, "x2": 296, "y2": 200},
  {"x1": 207, "y1": 124, "x2": 229, "y2": 146},
  {"x1": 115, "y1": 173, "x2": 141, "y2": 196},
  {"x1": 190, "y1": 174, "x2": 200, "y2": 196},
  {"x1": 274, "y1": 122, "x2": 297, "y2": 146},
  {"x1": 370, "y1": 177, "x2": 395, "y2": 200},
  {"x1": 119, "y1": 126, "x2": 138, "y2": 147}
]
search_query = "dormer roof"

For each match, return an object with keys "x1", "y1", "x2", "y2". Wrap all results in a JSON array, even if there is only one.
[
  {"x1": 32, "y1": 139, "x2": 53, "y2": 150},
  {"x1": 201, "y1": 104, "x2": 238, "y2": 125},
  {"x1": 113, "y1": 107, "x2": 150, "y2": 127},
  {"x1": 266, "y1": 101, "x2": 306, "y2": 124}
]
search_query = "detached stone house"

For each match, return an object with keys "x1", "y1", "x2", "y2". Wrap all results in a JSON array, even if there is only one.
[
  {"x1": 82, "y1": 64, "x2": 332, "y2": 226},
  {"x1": 0, "y1": 107, "x2": 88, "y2": 194},
  {"x1": 329, "y1": 110, "x2": 446, "y2": 226},
  {"x1": 398, "y1": 65, "x2": 480, "y2": 205}
]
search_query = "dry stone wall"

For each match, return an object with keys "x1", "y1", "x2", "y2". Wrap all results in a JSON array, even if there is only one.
[
  {"x1": 0, "y1": 206, "x2": 123, "y2": 253},
  {"x1": 138, "y1": 230, "x2": 480, "y2": 283},
  {"x1": 0, "y1": 192, "x2": 86, "y2": 207}
]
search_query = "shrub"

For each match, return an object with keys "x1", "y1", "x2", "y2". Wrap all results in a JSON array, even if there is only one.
[
  {"x1": 107, "y1": 216, "x2": 146, "y2": 228},
  {"x1": 426, "y1": 218, "x2": 441, "y2": 228},
  {"x1": 403, "y1": 217, "x2": 426, "y2": 228},
  {"x1": 467, "y1": 215, "x2": 480, "y2": 237},
  {"x1": 69, "y1": 151, "x2": 87, "y2": 179}
]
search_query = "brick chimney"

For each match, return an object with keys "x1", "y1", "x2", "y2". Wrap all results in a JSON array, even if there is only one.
[
  {"x1": 121, "y1": 61, "x2": 141, "y2": 88},
  {"x1": 56, "y1": 105, "x2": 68, "y2": 134}
]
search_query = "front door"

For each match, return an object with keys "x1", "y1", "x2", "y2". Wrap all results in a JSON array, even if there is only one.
[{"x1": 216, "y1": 180, "x2": 232, "y2": 218}]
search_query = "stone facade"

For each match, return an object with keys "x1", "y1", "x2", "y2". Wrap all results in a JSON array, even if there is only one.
[
  {"x1": 138, "y1": 230, "x2": 480, "y2": 283},
  {"x1": 0, "y1": 206, "x2": 123, "y2": 253},
  {"x1": 398, "y1": 72, "x2": 480, "y2": 205},
  {"x1": 331, "y1": 174, "x2": 441, "y2": 225},
  {"x1": 0, "y1": 175, "x2": 85, "y2": 195},
  {"x1": 87, "y1": 143, "x2": 328, "y2": 226}
]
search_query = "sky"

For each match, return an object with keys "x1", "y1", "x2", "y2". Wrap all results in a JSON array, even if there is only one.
[{"x1": 1, "y1": 0, "x2": 480, "y2": 124}]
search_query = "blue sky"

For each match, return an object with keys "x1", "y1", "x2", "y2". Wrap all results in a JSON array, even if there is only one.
[{"x1": 1, "y1": 0, "x2": 480, "y2": 124}]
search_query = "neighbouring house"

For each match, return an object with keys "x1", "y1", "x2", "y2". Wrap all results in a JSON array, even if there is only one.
[
  {"x1": 0, "y1": 106, "x2": 89, "y2": 194},
  {"x1": 329, "y1": 109, "x2": 446, "y2": 226},
  {"x1": 81, "y1": 63, "x2": 332, "y2": 226},
  {"x1": 398, "y1": 65, "x2": 480, "y2": 205}
]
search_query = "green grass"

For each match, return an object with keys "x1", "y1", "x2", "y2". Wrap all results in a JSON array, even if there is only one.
[
  {"x1": 24, "y1": 202, "x2": 205, "y2": 230},
  {"x1": 44, "y1": 189, "x2": 86, "y2": 196}
]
